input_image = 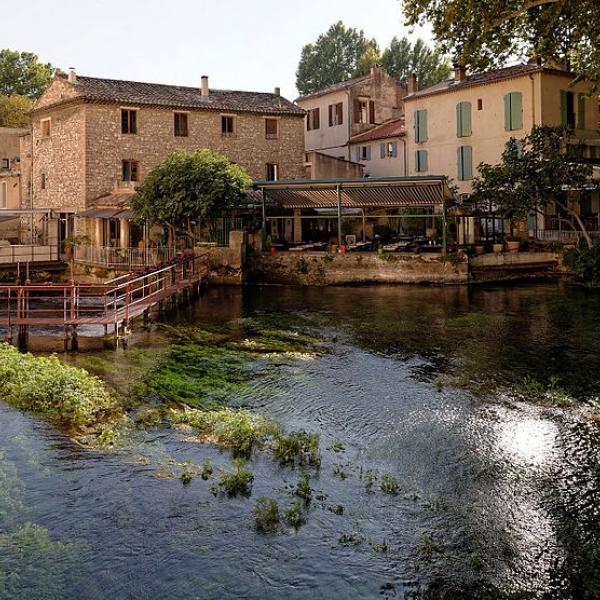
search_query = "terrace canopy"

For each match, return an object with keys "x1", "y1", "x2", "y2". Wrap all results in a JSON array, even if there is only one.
[{"x1": 254, "y1": 176, "x2": 454, "y2": 249}]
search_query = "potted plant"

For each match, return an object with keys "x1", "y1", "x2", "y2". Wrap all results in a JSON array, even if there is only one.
[
  {"x1": 505, "y1": 237, "x2": 521, "y2": 253},
  {"x1": 493, "y1": 241, "x2": 504, "y2": 253}
]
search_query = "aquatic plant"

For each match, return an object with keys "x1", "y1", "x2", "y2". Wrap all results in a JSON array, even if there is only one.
[
  {"x1": 363, "y1": 469, "x2": 376, "y2": 493},
  {"x1": 370, "y1": 541, "x2": 388, "y2": 553},
  {"x1": 213, "y1": 460, "x2": 254, "y2": 496},
  {"x1": 272, "y1": 430, "x2": 321, "y2": 467},
  {"x1": 0, "y1": 452, "x2": 23, "y2": 524},
  {"x1": 294, "y1": 471, "x2": 312, "y2": 505},
  {"x1": 328, "y1": 504, "x2": 344, "y2": 516},
  {"x1": 201, "y1": 459, "x2": 214, "y2": 480},
  {"x1": 179, "y1": 461, "x2": 198, "y2": 485},
  {"x1": 327, "y1": 442, "x2": 345, "y2": 453},
  {"x1": 514, "y1": 375, "x2": 573, "y2": 407},
  {"x1": 0, "y1": 344, "x2": 121, "y2": 429},
  {"x1": 254, "y1": 497, "x2": 280, "y2": 532},
  {"x1": 284, "y1": 500, "x2": 306, "y2": 530},
  {"x1": 338, "y1": 530, "x2": 364, "y2": 547},
  {"x1": 332, "y1": 463, "x2": 348, "y2": 480},
  {"x1": 380, "y1": 474, "x2": 400, "y2": 496}
]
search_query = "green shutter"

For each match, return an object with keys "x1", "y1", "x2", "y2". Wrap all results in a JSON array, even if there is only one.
[
  {"x1": 457, "y1": 147, "x2": 464, "y2": 180},
  {"x1": 456, "y1": 103, "x2": 462, "y2": 137},
  {"x1": 415, "y1": 110, "x2": 428, "y2": 142},
  {"x1": 422, "y1": 150, "x2": 428, "y2": 172},
  {"x1": 414, "y1": 111, "x2": 420, "y2": 142},
  {"x1": 578, "y1": 94, "x2": 586, "y2": 129},
  {"x1": 416, "y1": 150, "x2": 428, "y2": 172},
  {"x1": 463, "y1": 146, "x2": 473, "y2": 180},
  {"x1": 457, "y1": 102, "x2": 471, "y2": 137},
  {"x1": 504, "y1": 94, "x2": 512, "y2": 131},
  {"x1": 510, "y1": 93, "x2": 522, "y2": 130},
  {"x1": 560, "y1": 90, "x2": 568, "y2": 126}
]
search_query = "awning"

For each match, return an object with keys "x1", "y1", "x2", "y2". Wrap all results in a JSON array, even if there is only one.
[
  {"x1": 254, "y1": 176, "x2": 452, "y2": 210},
  {"x1": 77, "y1": 208, "x2": 134, "y2": 219}
]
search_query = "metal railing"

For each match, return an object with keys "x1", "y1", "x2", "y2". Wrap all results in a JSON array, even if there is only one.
[
  {"x1": 74, "y1": 245, "x2": 177, "y2": 268},
  {"x1": 0, "y1": 244, "x2": 59, "y2": 265},
  {"x1": 530, "y1": 230, "x2": 600, "y2": 242}
]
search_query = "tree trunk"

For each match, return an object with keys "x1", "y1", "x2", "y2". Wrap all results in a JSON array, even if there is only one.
[{"x1": 555, "y1": 199, "x2": 593, "y2": 249}]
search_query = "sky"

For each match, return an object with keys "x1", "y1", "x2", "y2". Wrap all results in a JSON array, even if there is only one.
[{"x1": 2, "y1": 0, "x2": 434, "y2": 99}]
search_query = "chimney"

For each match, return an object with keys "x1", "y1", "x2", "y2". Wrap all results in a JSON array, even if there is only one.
[
  {"x1": 407, "y1": 73, "x2": 418, "y2": 94},
  {"x1": 201, "y1": 75, "x2": 209, "y2": 97},
  {"x1": 68, "y1": 68, "x2": 77, "y2": 84},
  {"x1": 453, "y1": 64, "x2": 466, "y2": 82},
  {"x1": 274, "y1": 87, "x2": 281, "y2": 97}
]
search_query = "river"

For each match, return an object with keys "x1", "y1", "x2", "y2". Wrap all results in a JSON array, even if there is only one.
[{"x1": 1, "y1": 283, "x2": 599, "y2": 599}]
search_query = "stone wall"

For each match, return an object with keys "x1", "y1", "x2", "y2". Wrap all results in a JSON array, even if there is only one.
[{"x1": 249, "y1": 251, "x2": 468, "y2": 286}]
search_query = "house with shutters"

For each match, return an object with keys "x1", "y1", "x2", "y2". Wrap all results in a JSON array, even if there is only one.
[
  {"x1": 404, "y1": 62, "x2": 600, "y2": 201},
  {"x1": 349, "y1": 118, "x2": 406, "y2": 177},
  {"x1": 296, "y1": 66, "x2": 406, "y2": 163}
]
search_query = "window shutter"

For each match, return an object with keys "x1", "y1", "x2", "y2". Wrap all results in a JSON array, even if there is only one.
[
  {"x1": 314, "y1": 108, "x2": 320, "y2": 129},
  {"x1": 463, "y1": 146, "x2": 473, "y2": 179},
  {"x1": 380, "y1": 143, "x2": 386, "y2": 159},
  {"x1": 459, "y1": 102, "x2": 471, "y2": 136},
  {"x1": 577, "y1": 94, "x2": 586, "y2": 129},
  {"x1": 355, "y1": 147, "x2": 361, "y2": 162},
  {"x1": 510, "y1": 92, "x2": 522, "y2": 130},
  {"x1": 456, "y1": 103, "x2": 462, "y2": 137},
  {"x1": 306, "y1": 116, "x2": 311, "y2": 131},
  {"x1": 328, "y1": 105, "x2": 333, "y2": 127},
  {"x1": 337, "y1": 102, "x2": 343, "y2": 125},
  {"x1": 504, "y1": 94, "x2": 512, "y2": 131},
  {"x1": 353, "y1": 99, "x2": 361, "y2": 124},
  {"x1": 457, "y1": 147, "x2": 464, "y2": 180},
  {"x1": 366, "y1": 146, "x2": 371, "y2": 161},
  {"x1": 560, "y1": 90, "x2": 568, "y2": 126},
  {"x1": 369, "y1": 100, "x2": 375, "y2": 124},
  {"x1": 421, "y1": 150, "x2": 428, "y2": 172},
  {"x1": 415, "y1": 110, "x2": 428, "y2": 142},
  {"x1": 130, "y1": 110, "x2": 137, "y2": 134},
  {"x1": 391, "y1": 142, "x2": 398, "y2": 158}
]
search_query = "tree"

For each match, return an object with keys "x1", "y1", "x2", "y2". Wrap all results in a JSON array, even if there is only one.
[
  {"x1": 0, "y1": 94, "x2": 33, "y2": 127},
  {"x1": 381, "y1": 37, "x2": 451, "y2": 88},
  {"x1": 0, "y1": 49, "x2": 54, "y2": 99},
  {"x1": 402, "y1": 0, "x2": 600, "y2": 89},
  {"x1": 131, "y1": 149, "x2": 252, "y2": 242},
  {"x1": 472, "y1": 126, "x2": 599, "y2": 248},
  {"x1": 296, "y1": 22, "x2": 379, "y2": 95}
]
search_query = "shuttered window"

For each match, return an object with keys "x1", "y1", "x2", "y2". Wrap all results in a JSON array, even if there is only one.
[
  {"x1": 457, "y1": 146, "x2": 473, "y2": 180},
  {"x1": 415, "y1": 150, "x2": 428, "y2": 172},
  {"x1": 356, "y1": 146, "x2": 371, "y2": 161},
  {"x1": 456, "y1": 101, "x2": 472, "y2": 137},
  {"x1": 122, "y1": 160, "x2": 140, "y2": 182},
  {"x1": 328, "y1": 102, "x2": 344, "y2": 126},
  {"x1": 380, "y1": 142, "x2": 398, "y2": 158},
  {"x1": 369, "y1": 100, "x2": 375, "y2": 124},
  {"x1": 577, "y1": 94, "x2": 586, "y2": 129},
  {"x1": 415, "y1": 110, "x2": 428, "y2": 142},
  {"x1": 307, "y1": 108, "x2": 320, "y2": 131},
  {"x1": 504, "y1": 92, "x2": 523, "y2": 131},
  {"x1": 560, "y1": 90, "x2": 576, "y2": 127}
]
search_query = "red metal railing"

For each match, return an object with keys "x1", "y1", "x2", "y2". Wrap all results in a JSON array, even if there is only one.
[{"x1": 0, "y1": 253, "x2": 209, "y2": 329}]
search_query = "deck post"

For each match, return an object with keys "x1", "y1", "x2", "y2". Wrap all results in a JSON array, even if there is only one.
[
  {"x1": 336, "y1": 184, "x2": 343, "y2": 248},
  {"x1": 70, "y1": 324, "x2": 79, "y2": 352}
]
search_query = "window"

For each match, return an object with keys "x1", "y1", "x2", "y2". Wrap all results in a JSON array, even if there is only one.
[
  {"x1": 41, "y1": 173, "x2": 46, "y2": 190},
  {"x1": 456, "y1": 101, "x2": 472, "y2": 137},
  {"x1": 266, "y1": 163, "x2": 279, "y2": 181},
  {"x1": 121, "y1": 109, "x2": 137, "y2": 134},
  {"x1": 504, "y1": 92, "x2": 523, "y2": 131},
  {"x1": 306, "y1": 108, "x2": 320, "y2": 131},
  {"x1": 414, "y1": 110, "x2": 428, "y2": 142},
  {"x1": 355, "y1": 145, "x2": 371, "y2": 161},
  {"x1": 477, "y1": 99, "x2": 483, "y2": 111},
  {"x1": 174, "y1": 112, "x2": 188, "y2": 137},
  {"x1": 457, "y1": 146, "x2": 473, "y2": 180},
  {"x1": 221, "y1": 115, "x2": 235, "y2": 136},
  {"x1": 328, "y1": 102, "x2": 344, "y2": 126},
  {"x1": 354, "y1": 99, "x2": 374, "y2": 124},
  {"x1": 380, "y1": 142, "x2": 398, "y2": 158},
  {"x1": 265, "y1": 118, "x2": 279, "y2": 139},
  {"x1": 41, "y1": 118, "x2": 51, "y2": 138},
  {"x1": 0, "y1": 182, "x2": 6, "y2": 209},
  {"x1": 1, "y1": 159, "x2": 9, "y2": 170},
  {"x1": 415, "y1": 150, "x2": 428, "y2": 172},
  {"x1": 122, "y1": 160, "x2": 140, "y2": 182},
  {"x1": 560, "y1": 91, "x2": 576, "y2": 128},
  {"x1": 577, "y1": 93, "x2": 586, "y2": 129}
]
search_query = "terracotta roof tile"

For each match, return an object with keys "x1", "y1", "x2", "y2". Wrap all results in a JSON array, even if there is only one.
[
  {"x1": 58, "y1": 74, "x2": 305, "y2": 116},
  {"x1": 350, "y1": 118, "x2": 405, "y2": 144}
]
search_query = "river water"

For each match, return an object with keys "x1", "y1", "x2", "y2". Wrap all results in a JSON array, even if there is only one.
[{"x1": 1, "y1": 283, "x2": 600, "y2": 599}]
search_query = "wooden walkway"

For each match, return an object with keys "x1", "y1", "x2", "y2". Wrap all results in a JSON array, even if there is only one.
[{"x1": 0, "y1": 254, "x2": 209, "y2": 343}]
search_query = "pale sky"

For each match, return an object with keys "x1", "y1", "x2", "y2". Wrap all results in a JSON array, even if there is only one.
[{"x1": 2, "y1": 0, "x2": 433, "y2": 99}]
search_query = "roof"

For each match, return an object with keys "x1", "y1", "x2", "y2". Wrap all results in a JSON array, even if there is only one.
[
  {"x1": 77, "y1": 191, "x2": 135, "y2": 218},
  {"x1": 48, "y1": 74, "x2": 305, "y2": 116},
  {"x1": 296, "y1": 73, "x2": 371, "y2": 102},
  {"x1": 350, "y1": 118, "x2": 405, "y2": 144},
  {"x1": 254, "y1": 176, "x2": 452, "y2": 209},
  {"x1": 405, "y1": 64, "x2": 577, "y2": 101}
]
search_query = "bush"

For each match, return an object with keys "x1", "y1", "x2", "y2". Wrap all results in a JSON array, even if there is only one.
[
  {"x1": 254, "y1": 497, "x2": 280, "y2": 532},
  {"x1": 564, "y1": 239, "x2": 600, "y2": 286},
  {"x1": 272, "y1": 430, "x2": 320, "y2": 467},
  {"x1": 0, "y1": 344, "x2": 120, "y2": 429},
  {"x1": 284, "y1": 500, "x2": 305, "y2": 530},
  {"x1": 294, "y1": 471, "x2": 312, "y2": 505},
  {"x1": 213, "y1": 460, "x2": 254, "y2": 496},
  {"x1": 380, "y1": 474, "x2": 400, "y2": 495}
]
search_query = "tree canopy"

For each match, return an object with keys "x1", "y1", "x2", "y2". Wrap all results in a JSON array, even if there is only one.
[
  {"x1": 131, "y1": 149, "x2": 252, "y2": 236},
  {"x1": 0, "y1": 94, "x2": 33, "y2": 127},
  {"x1": 381, "y1": 37, "x2": 451, "y2": 88},
  {"x1": 402, "y1": 0, "x2": 600, "y2": 89},
  {"x1": 0, "y1": 49, "x2": 54, "y2": 99},
  {"x1": 472, "y1": 126, "x2": 599, "y2": 248},
  {"x1": 296, "y1": 22, "x2": 450, "y2": 95}
]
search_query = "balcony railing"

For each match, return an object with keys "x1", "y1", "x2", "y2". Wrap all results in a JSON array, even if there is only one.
[
  {"x1": 0, "y1": 244, "x2": 59, "y2": 264},
  {"x1": 74, "y1": 245, "x2": 177, "y2": 268},
  {"x1": 529, "y1": 230, "x2": 600, "y2": 242}
]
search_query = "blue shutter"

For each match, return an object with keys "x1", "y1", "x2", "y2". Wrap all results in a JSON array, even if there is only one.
[
  {"x1": 355, "y1": 147, "x2": 361, "y2": 162},
  {"x1": 380, "y1": 143, "x2": 386, "y2": 159},
  {"x1": 366, "y1": 146, "x2": 371, "y2": 161},
  {"x1": 391, "y1": 142, "x2": 398, "y2": 158}
]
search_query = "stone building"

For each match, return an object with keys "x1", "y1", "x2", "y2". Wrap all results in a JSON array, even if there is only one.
[
  {"x1": 296, "y1": 65, "x2": 406, "y2": 162},
  {"x1": 29, "y1": 70, "x2": 305, "y2": 255},
  {"x1": 0, "y1": 127, "x2": 29, "y2": 241}
]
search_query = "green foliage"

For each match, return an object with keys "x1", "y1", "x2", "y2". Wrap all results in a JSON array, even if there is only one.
[
  {"x1": 381, "y1": 37, "x2": 451, "y2": 88},
  {"x1": 179, "y1": 461, "x2": 198, "y2": 485},
  {"x1": 213, "y1": 460, "x2": 254, "y2": 496},
  {"x1": 514, "y1": 375, "x2": 573, "y2": 407},
  {"x1": 0, "y1": 94, "x2": 32, "y2": 127},
  {"x1": 380, "y1": 474, "x2": 400, "y2": 496},
  {"x1": 565, "y1": 239, "x2": 600, "y2": 286},
  {"x1": 0, "y1": 49, "x2": 54, "y2": 99},
  {"x1": 254, "y1": 497, "x2": 280, "y2": 532},
  {"x1": 201, "y1": 459, "x2": 214, "y2": 480},
  {"x1": 170, "y1": 406, "x2": 279, "y2": 455},
  {"x1": 295, "y1": 258, "x2": 309, "y2": 274},
  {"x1": 296, "y1": 21, "x2": 379, "y2": 95},
  {"x1": 402, "y1": 0, "x2": 600, "y2": 91},
  {"x1": 294, "y1": 471, "x2": 312, "y2": 505},
  {"x1": 272, "y1": 430, "x2": 321, "y2": 467},
  {"x1": 0, "y1": 344, "x2": 121, "y2": 429},
  {"x1": 473, "y1": 126, "x2": 599, "y2": 248},
  {"x1": 284, "y1": 500, "x2": 306, "y2": 530},
  {"x1": 131, "y1": 149, "x2": 252, "y2": 234}
]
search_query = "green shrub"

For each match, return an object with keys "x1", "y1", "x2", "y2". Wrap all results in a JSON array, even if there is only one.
[
  {"x1": 254, "y1": 497, "x2": 280, "y2": 532},
  {"x1": 380, "y1": 474, "x2": 400, "y2": 495},
  {"x1": 564, "y1": 239, "x2": 600, "y2": 286},
  {"x1": 201, "y1": 459, "x2": 214, "y2": 480},
  {"x1": 272, "y1": 430, "x2": 320, "y2": 467},
  {"x1": 213, "y1": 460, "x2": 254, "y2": 496},
  {"x1": 0, "y1": 344, "x2": 120, "y2": 429},
  {"x1": 294, "y1": 471, "x2": 312, "y2": 505},
  {"x1": 284, "y1": 500, "x2": 305, "y2": 530}
]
